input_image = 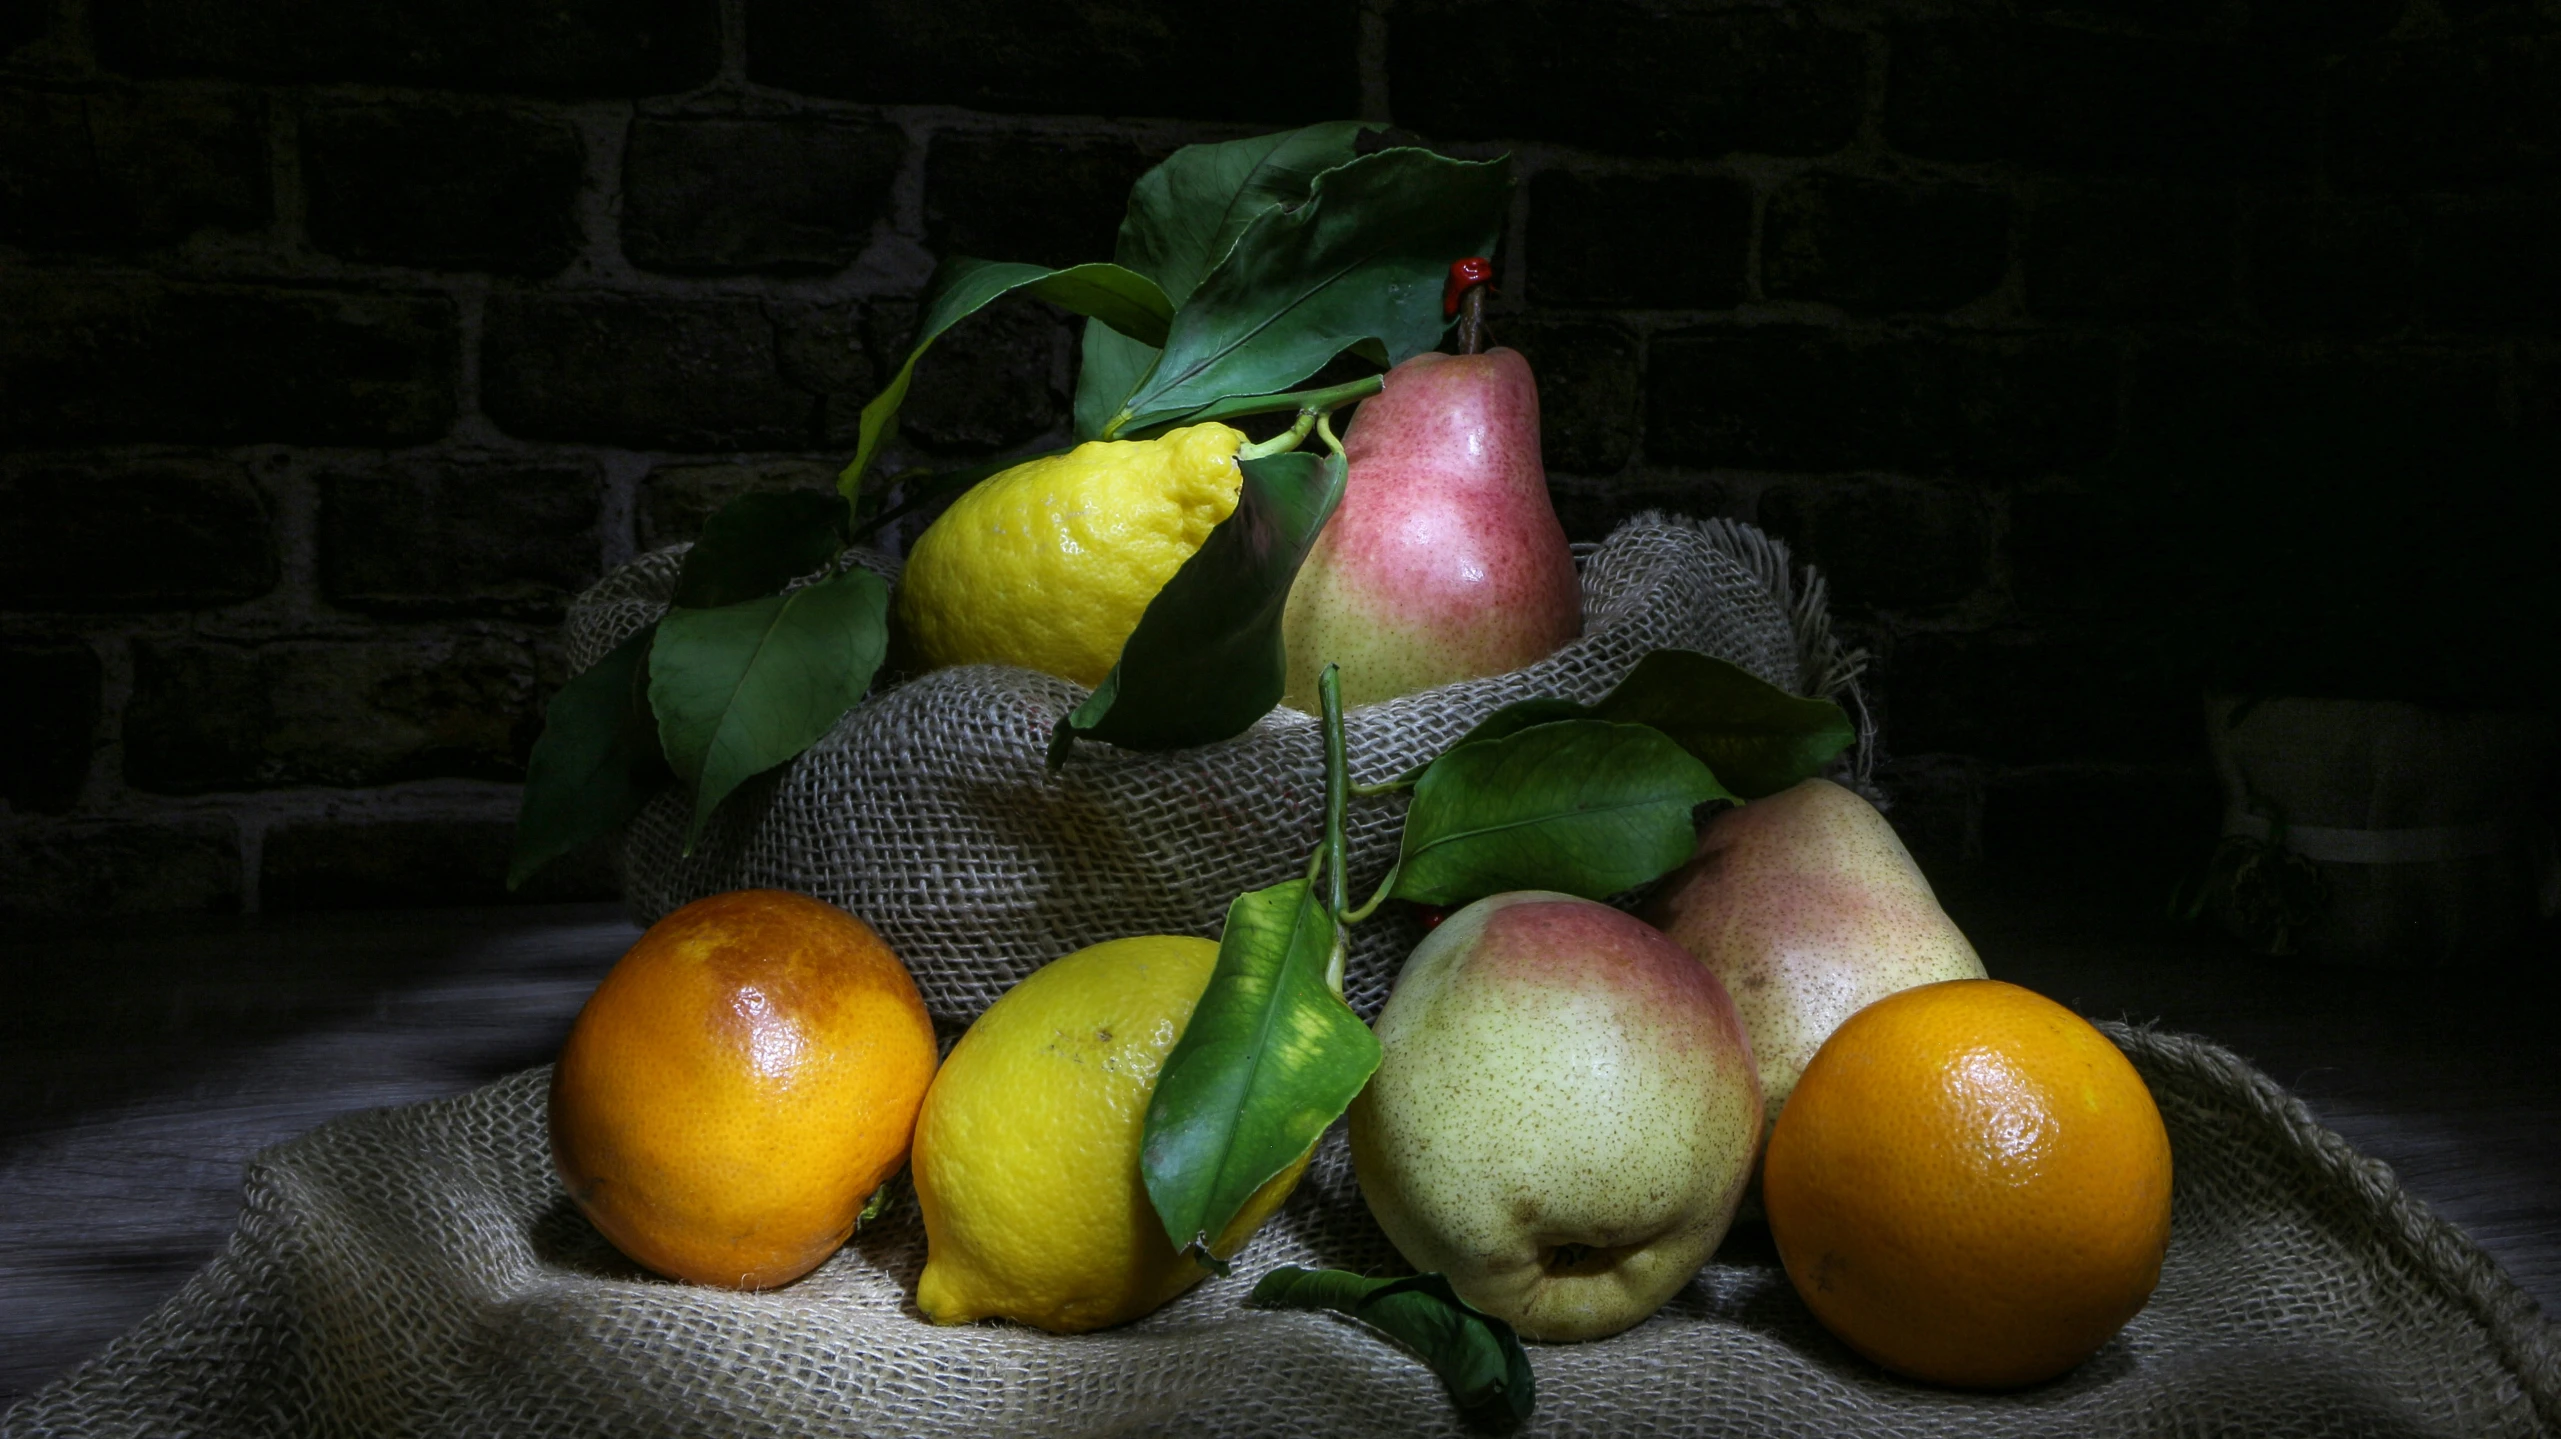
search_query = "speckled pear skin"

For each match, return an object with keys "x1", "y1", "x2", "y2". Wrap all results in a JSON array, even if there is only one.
[
  {"x1": 1280, "y1": 348, "x2": 1582, "y2": 712},
  {"x1": 1348, "y1": 892, "x2": 1763, "y2": 1342},
  {"x1": 1644, "y1": 779, "x2": 1988, "y2": 1142}
]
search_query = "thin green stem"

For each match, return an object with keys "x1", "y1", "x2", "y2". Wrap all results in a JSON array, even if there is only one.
[
  {"x1": 1349, "y1": 776, "x2": 1412, "y2": 798},
  {"x1": 1320, "y1": 665, "x2": 1351, "y2": 927},
  {"x1": 1122, "y1": 374, "x2": 1384, "y2": 440},
  {"x1": 1317, "y1": 406, "x2": 1346, "y2": 458},
  {"x1": 1341, "y1": 861, "x2": 1403, "y2": 925},
  {"x1": 1237, "y1": 407, "x2": 1319, "y2": 461}
]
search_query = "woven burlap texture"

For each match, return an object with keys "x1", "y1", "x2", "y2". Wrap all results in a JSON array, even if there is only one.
[
  {"x1": 8, "y1": 1025, "x2": 2555, "y2": 1438},
  {"x1": 565, "y1": 512, "x2": 1866, "y2": 1024}
]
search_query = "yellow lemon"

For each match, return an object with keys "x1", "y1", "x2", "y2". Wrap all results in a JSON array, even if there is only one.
[
  {"x1": 895, "y1": 423, "x2": 1246, "y2": 687},
  {"x1": 911, "y1": 934, "x2": 1310, "y2": 1333}
]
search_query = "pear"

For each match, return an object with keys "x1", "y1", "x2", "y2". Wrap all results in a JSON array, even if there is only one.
[
  {"x1": 1349, "y1": 891, "x2": 1762, "y2": 1342},
  {"x1": 1281, "y1": 348, "x2": 1581, "y2": 712},
  {"x1": 1643, "y1": 779, "x2": 1987, "y2": 1144}
]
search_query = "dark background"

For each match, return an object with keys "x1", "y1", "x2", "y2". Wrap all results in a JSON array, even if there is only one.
[{"x1": 4, "y1": 0, "x2": 2557, "y2": 919}]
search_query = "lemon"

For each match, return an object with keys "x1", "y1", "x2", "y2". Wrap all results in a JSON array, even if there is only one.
[
  {"x1": 894, "y1": 423, "x2": 1247, "y2": 688},
  {"x1": 911, "y1": 934, "x2": 1311, "y2": 1333}
]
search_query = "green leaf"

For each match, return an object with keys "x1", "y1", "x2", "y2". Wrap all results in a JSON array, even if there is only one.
[
  {"x1": 1391, "y1": 720, "x2": 1733, "y2": 907},
  {"x1": 1569, "y1": 649, "x2": 1855, "y2": 799},
  {"x1": 1076, "y1": 122, "x2": 1379, "y2": 440},
  {"x1": 1106, "y1": 148, "x2": 1511, "y2": 437},
  {"x1": 1143, "y1": 880, "x2": 1379, "y2": 1260},
  {"x1": 507, "y1": 628, "x2": 669, "y2": 890},
  {"x1": 670, "y1": 490, "x2": 852, "y2": 610},
  {"x1": 647, "y1": 568, "x2": 890, "y2": 851},
  {"x1": 1251, "y1": 1267, "x2": 1535, "y2": 1429},
  {"x1": 842, "y1": 258, "x2": 1173, "y2": 500},
  {"x1": 1048, "y1": 447, "x2": 1346, "y2": 762},
  {"x1": 1402, "y1": 650, "x2": 1855, "y2": 799}
]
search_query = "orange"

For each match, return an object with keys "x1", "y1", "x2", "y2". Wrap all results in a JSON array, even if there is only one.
[
  {"x1": 1762, "y1": 978, "x2": 2172, "y2": 1389},
  {"x1": 548, "y1": 889, "x2": 939, "y2": 1289}
]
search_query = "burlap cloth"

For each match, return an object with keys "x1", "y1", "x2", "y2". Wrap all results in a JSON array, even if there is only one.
[
  {"x1": 9, "y1": 516, "x2": 2555, "y2": 1435},
  {"x1": 7, "y1": 1027, "x2": 2555, "y2": 1437},
  {"x1": 565, "y1": 513, "x2": 1871, "y2": 1024}
]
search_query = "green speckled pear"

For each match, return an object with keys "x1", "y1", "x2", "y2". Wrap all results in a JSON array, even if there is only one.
[
  {"x1": 1643, "y1": 778, "x2": 1987, "y2": 1145},
  {"x1": 1348, "y1": 892, "x2": 1762, "y2": 1342}
]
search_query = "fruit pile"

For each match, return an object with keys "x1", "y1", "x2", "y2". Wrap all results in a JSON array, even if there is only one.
[{"x1": 522, "y1": 123, "x2": 2176, "y2": 1427}]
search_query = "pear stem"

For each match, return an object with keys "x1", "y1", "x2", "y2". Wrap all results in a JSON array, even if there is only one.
[{"x1": 1456, "y1": 284, "x2": 1487, "y2": 355}]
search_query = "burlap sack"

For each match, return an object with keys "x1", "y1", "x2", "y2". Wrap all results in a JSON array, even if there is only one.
[
  {"x1": 9, "y1": 1025, "x2": 2554, "y2": 1437},
  {"x1": 563, "y1": 512, "x2": 1871, "y2": 1022}
]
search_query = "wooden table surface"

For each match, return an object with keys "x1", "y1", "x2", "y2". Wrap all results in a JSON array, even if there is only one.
[{"x1": 2, "y1": 895, "x2": 2554, "y2": 1407}]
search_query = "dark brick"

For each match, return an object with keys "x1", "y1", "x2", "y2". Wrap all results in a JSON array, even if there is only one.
[
  {"x1": 2419, "y1": 197, "x2": 2561, "y2": 335},
  {"x1": 0, "y1": 818, "x2": 241, "y2": 915},
  {"x1": 93, "y1": 0, "x2": 718, "y2": 97},
  {"x1": 639, "y1": 459, "x2": 842, "y2": 550},
  {"x1": 2033, "y1": 404, "x2": 2559, "y2": 713},
  {"x1": 1980, "y1": 763, "x2": 2221, "y2": 911},
  {"x1": 1391, "y1": 2, "x2": 1864, "y2": 159},
  {"x1": 320, "y1": 461, "x2": 605, "y2": 619},
  {"x1": 2245, "y1": 197, "x2": 2414, "y2": 337},
  {"x1": 2128, "y1": 343, "x2": 2504, "y2": 450},
  {"x1": 888, "y1": 300, "x2": 1070, "y2": 455},
  {"x1": 1525, "y1": 172, "x2": 1749, "y2": 309},
  {"x1": 774, "y1": 300, "x2": 877, "y2": 447},
  {"x1": 2, "y1": 0, "x2": 45, "y2": 54},
  {"x1": 1886, "y1": 20, "x2": 2314, "y2": 177},
  {"x1": 1757, "y1": 477, "x2": 1991, "y2": 611},
  {"x1": 2240, "y1": 0, "x2": 2408, "y2": 54},
  {"x1": 303, "y1": 104, "x2": 582, "y2": 276},
  {"x1": 481, "y1": 292, "x2": 823, "y2": 451},
  {"x1": 1762, "y1": 174, "x2": 2012, "y2": 314},
  {"x1": 746, "y1": 0, "x2": 1358, "y2": 123},
  {"x1": 0, "y1": 457, "x2": 277, "y2": 609},
  {"x1": 0, "y1": 275, "x2": 455, "y2": 445},
  {"x1": 2023, "y1": 179, "x2": 2234, "y2": 321},
  {"x1": 260, "y1": 816, "x2": 616, "y2": 910},
  {"x1": 0, "y1": 84, "x2": 268, "y2": 249},
  {"x1": 1647, "y1": 328, "x2": 2119, "y2": 477},
  {"x1": 1549, "y1": 474, "x2": 1750, "y2": 547},
  {"x1": 623, "y1": 116, "x2": 903, "y2": 275},
  {"x1": 124, "y1": 636, "x2": 538, "y2": 792},
  {"x1": 923, "y1": 133, "x2": 1161, "y2": 273},
  {"x1": 1866, "y1": 756, "x2": 1980, "y2": 891},
  {"x1": 1884, "y1": 628, "x2": 2201, "y2": 766},
  {"x1": 2327, "y1": 37, "x2": 2561, "y2": 190},
  {"x1": 0, "y1": 642, "x2": 99, "y2": 813},
  {"x1": 1497, "y1": 316, "x2": 1640, "y2": 476}
]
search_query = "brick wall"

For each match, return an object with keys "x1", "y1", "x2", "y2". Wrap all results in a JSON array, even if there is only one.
[{"x1": 4, "y1": 0, "x2": 2555, "y2": 916}]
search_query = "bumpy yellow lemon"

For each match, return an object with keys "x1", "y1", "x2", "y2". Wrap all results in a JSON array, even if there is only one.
[
  {"x1": 895, "y1": 423, "x2": 1246, "y2": 687},
  {"x1": 911, "y1": 935, "x2": 1310, "y2": 1333}
]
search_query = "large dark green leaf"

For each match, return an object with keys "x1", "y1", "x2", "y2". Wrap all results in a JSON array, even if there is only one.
[
  {"x1": 1047, "y1": 447, "x2": 1346, "y2": 762},
  {"x1": 507, "y1": 628, "x2": 668, "y2": 889},
  {"x1": 1076, "y1": 123, "x2": 1378, "y2": 440},
  {"x1": 841, "y1": 258, "x2": 1172, "y2": 501},
  {"x1": 1251, "y1": 1267, "x2": 1534, "y2": 1430},
  {"x1": 671, "y1": 490, "x2": 852, "y2": 610},
  {"x1": 1143, "y1": 880, "x2": 1378, "y2": 1259},
  {"x1": 1413, "y1": 650, "x2": 1855, "y2": 799},
  {"x1": 647, "y1": 569, "x2": 890, "y2": 851},
  {"x1": 1391, "y1": 720, "x2": 1732, "y2": 907},
  {"x1": 1102, "y1": 148, "x2": 1511, "y2": 438}
]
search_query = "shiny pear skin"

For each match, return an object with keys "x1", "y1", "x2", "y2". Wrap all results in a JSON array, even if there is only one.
[
  {"x1": 1281, "y1": 348, "x2": 1581, "y2": 712},
  {"x1": 1349, "y1": 892, "x2": 1762, "y2": 1342},
  {"x1": 1644, "y1": 778, "x2": 1987, "y2": 1143}
]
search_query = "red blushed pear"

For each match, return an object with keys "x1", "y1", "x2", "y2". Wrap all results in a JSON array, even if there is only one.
[
  {"x1": 1281, "y1": 348, "x2": 1582, "y2": 712},
  {"x1": 1349, "y1": 892, "x2": 1763, "y2": 1342}
]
